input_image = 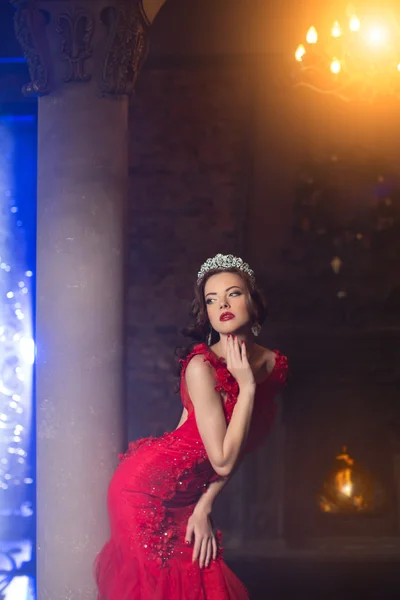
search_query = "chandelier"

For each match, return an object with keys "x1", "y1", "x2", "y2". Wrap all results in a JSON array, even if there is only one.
[{"x1": 294, "y1": 5, "x2": 400, "y2": 102}]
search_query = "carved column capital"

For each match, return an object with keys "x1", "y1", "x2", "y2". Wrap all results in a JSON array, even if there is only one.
[{"x1": 9, "y1": 0, "x2": 150, "y2": 97}]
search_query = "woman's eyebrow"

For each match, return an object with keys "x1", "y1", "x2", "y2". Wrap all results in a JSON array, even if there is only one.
[{"x1": 205, "y1": 286, "x2": 242, "y2": 298}]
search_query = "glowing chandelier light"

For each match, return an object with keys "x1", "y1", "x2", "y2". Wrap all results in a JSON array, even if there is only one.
[{"x1": 294, "y1": 5, "x2": 400, "y2": 102}]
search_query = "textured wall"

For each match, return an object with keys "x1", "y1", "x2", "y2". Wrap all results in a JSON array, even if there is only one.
[
  {"x1": 125, "y1": 59, "x2": 400, "y2": 551},
  {"x1": 126, "y1": 64, "x2": 250, "y2": 441}
]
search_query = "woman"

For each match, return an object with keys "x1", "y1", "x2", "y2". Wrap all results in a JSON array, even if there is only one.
[{"x1": 94, "y1": 253, "x2": 288, "y2": 600}]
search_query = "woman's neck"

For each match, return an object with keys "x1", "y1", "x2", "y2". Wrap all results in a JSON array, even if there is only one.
[{"x1": 211, "y1": 336, "x2": 256, "y2": 362}]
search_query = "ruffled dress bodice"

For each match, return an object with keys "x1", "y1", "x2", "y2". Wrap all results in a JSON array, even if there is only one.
[{"x1": 178, "y1": 343, "x2": 288, "y2": 452}]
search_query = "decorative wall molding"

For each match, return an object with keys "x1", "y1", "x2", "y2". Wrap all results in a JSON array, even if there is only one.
[
  {"x1": 9, "y1": 0, "x2": 149, "y2": 97},
  {"x1": 10, "y1": 0, "x2": 53, "y2": 96},
  {"x1": 101, "y1": 1, "x2": 149, "y2": 96},
  {"x1": 56, "y1": 7, "x2": 94, "y2": 83}
]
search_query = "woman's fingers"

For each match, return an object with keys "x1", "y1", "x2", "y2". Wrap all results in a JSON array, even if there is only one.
[
  {"x1": 211, "y1": 534, "x2": 217, "y2": 560},
  {"x1": 192, "y1": 535, "x2": 201, "y2": 563},
  {"x1": 185, "y1": 522, "x2": 193, "y2": 546},
  {"x1": 227, "y1": 335, "x2": 251, "y2": 367},
  {"x1": 232, "y1": 335, "x2": 242, "y2": 363},
  {"x1": 194, "y1": 537, "x2": 215, "y2": 568},
  {"x1": 240, "y1": 340, "x2": 249, "y2": 363},
  {"x1": 205, "y1": 538, "x2": 212, "y2": 568},
  {"x1": 199, "y1": 538, "x2": 208, "y2": 568}
]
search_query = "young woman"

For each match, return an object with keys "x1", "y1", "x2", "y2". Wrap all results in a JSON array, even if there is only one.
[{"x1": 94, "y1": 253, "x2": 288, "y2": 600}]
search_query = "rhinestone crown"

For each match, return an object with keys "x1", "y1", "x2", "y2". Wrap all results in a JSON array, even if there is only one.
[{"x1": 197, "y1": 253, "x2": 255, "y2": 285}]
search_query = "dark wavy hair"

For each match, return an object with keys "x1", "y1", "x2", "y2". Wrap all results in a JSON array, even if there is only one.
[{"x1": 175, "y1": 267, "x2": 268, "y2": 372}]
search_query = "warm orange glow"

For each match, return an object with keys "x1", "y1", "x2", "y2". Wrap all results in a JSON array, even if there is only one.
[
  {"x1": 366, "y1": 24, "x2": 388, "y2": 46},
  {"x1": 295, "y1": 44, "x2": 306, "y2": 62},
  {"x1": 341, "y1": 482, "x2": 353, "y2": 497},
  {"x1": 319, "y1": 447, "x2": 382, "y2": 514},
  {"x1": 331, "y1": 21, "x2": 342, "y2": 38},
  {"x1": 330, "y1": 58, "x2": 341, "y2": 74},
  {"x1": 294, "y1": 7, "x2": 400, "y2": 101},
  {"x1": 349, "y1": 14, "x2": 361, "y2": 32},
  {"x1": 306, "y1": 26, "x2": 318, "y2": 44},
  {"x1": 335, "y1": 448, "x2": 354, "y2": 500}
]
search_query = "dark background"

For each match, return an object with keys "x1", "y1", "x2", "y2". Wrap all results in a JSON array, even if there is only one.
[{"x1": 2, "y1": 1, "x2": 400, "y2": 597}]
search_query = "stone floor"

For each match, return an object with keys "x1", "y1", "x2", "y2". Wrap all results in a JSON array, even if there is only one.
[{"x1": 229, "y1": 558, "x2": 400, "y2": 599}]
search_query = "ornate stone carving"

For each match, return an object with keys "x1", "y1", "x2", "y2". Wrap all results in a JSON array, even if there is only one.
[
  {"x1": 10, "y1": 0, "x2": 53, "y2": 96},
  {"x1": 101, "y1": 0, "x2": 149, "y2": 96},
  {"x1": 10, "y1": 0, "x2": 149, "y2": 96},
  {"x1": 56, "y1": 7, "x2": 94, "y2": 83}
]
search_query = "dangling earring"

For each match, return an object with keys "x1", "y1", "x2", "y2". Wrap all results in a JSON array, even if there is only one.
[
  {"x1": 207, "y1": 328, "x2": 212, "y2": 346},
  {"x1": 251, "y1": 322, "x2": 261, "y2": 337}
]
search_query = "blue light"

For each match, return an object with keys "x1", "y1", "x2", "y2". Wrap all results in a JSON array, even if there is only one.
[
  {"x1": 0, "y1": 116, "x2": 36, "y2": 124},
  {"x1": 0, "y1": 57, "x2": 26, "y2": 64}
]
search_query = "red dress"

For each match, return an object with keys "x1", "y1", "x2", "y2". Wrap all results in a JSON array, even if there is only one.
[{"x1": 94, "y1": 344, "x2": 288, "y2": 600}]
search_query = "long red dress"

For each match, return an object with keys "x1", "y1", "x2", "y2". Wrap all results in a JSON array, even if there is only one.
[{"x1": 94, "y1": 343, "x2": 288, "y2": 600}]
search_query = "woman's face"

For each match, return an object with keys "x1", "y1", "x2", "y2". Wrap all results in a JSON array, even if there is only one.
[{"x1": 204, "y1": 271, "x2": 251, "y2": 336}]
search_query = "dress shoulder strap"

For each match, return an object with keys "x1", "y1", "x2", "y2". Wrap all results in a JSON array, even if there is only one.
[{"x1": 179, "y1": 343, "x2": 218, "y2": 377}]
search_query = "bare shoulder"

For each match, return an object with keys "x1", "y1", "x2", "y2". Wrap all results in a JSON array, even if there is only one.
[
  {"x1": 185, "y1": 353, "x2": 205, "y2": 370},
  {"x1": 184, "y1": 352, "x2": 220, "y2": 405},
  {"x1": 185, "y1": 353, "x2": 213, "y2": 380}
]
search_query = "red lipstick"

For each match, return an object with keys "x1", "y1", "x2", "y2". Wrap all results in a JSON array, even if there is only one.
[{"x1": 220, "y1": 312, "x2": 235, "y2": 322}]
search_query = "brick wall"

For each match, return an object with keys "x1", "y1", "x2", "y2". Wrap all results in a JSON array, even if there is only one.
[{"x1": 126, "y1": 64, "x2": 250, "y2": 440}]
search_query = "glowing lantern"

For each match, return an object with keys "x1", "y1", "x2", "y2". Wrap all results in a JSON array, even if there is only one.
[
  {"x1": 318, "y1": 446, "x2": 385, "y2": 514},
  {"x1": 330, "y1": 58, "x2": 341, "y2": 74},
  {"x1": 331, "y1": 21, "x2": 342, "y2": 38},
  {"x1": 306, "y1": 26, "x2": 318, "y2": 44},
  {"x1": 349, "y1": 14, "x2": 361, "y2": 32},
  {"x1": 295, "y1": 44, "x2": 306, "y2": 62}
]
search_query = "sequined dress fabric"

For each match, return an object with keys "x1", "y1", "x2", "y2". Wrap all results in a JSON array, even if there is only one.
[{"x1": 94, "y1": 344, "x2": 288, "y2": 600}]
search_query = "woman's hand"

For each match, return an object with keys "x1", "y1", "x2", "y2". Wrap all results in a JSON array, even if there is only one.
[
  {"x1": 185, "y1": 508, "x2": 217, "y2": 568},
  {"x1": 226, "y1": 336, "x2": 255, "y2": 390}
]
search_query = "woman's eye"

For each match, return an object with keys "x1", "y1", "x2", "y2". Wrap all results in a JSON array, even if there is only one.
[{"x1": 206, "y1": 292, "x2": 241, "y2": 304}]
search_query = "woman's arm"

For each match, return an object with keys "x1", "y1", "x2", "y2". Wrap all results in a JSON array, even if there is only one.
[
  {"x1": 185, "y1": 476, "x2": 230, "y2": 567},
  {"x1": 185, "y1": 337, "x2": 255, "y2": 477},
  {"x1": 193, "y1": 476, "x2": 229, "y2": 516}
]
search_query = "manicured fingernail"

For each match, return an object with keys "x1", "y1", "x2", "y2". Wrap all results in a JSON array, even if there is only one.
[
  {"x1": 227, "y1": 334, "x2": 231, "y2": 338},
  {"x1": 185, "y1": 541, "x2": 190, "y2": 545}
]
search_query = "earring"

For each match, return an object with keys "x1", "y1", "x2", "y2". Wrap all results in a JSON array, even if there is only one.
[
  {"x1": 207, "y1": 329, "x2": 212, "y2": 345},
  {"x1": 251, "y1": 322, "x2": 261, "y2": 337}
]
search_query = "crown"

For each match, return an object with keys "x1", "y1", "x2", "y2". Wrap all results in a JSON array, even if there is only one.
[{"x1": 197, "y1": 253, "x2": 255, "y2": 285}]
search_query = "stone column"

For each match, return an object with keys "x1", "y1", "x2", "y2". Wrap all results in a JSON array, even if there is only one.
[{"x1": 11, "y1": 1, "x2": 149, "y2": 598}]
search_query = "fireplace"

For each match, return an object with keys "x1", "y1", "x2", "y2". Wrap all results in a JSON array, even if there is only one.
[
  {"x1": 318, "y1": 445, "x2": 386, "y2": 514},
  {"x1": 284, "y1": 331, "x2": 400, "y2": 550},
  {"x1": 217, "y1": 331, "x2": 400, "y2": 558}
]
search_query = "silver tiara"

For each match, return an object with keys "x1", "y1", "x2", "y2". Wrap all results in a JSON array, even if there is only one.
[{"x1": 197, "y1": 253, "x2": 255, "y2": 285}]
